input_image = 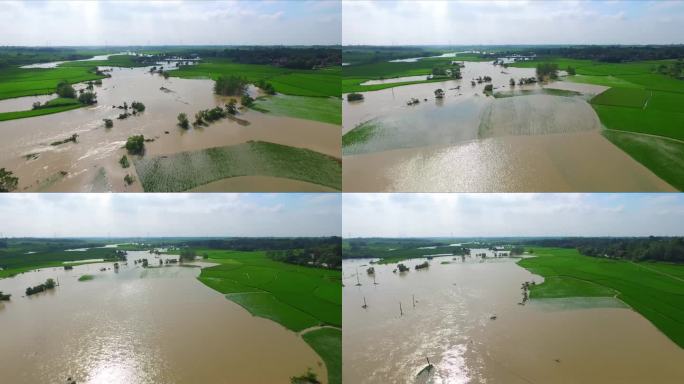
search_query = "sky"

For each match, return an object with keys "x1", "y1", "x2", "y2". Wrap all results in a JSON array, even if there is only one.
[
  {"x1": 343, "y1": 0, "x2": 684, "y2": 45},
  {"x1": 0, "y1": 0, "x2": 340, "y2": 46},
  {"x1": 343, "y1": 194, "x2": 684, "y2": 238},
  {"x1": 0, "y1": 193, "x2": 341, "y2": 238}
]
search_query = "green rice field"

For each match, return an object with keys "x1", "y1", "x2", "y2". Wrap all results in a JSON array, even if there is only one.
[
  {"x1": 252, "y1": 94, "x2": 341, "y2": 125},
  {"x1": 0, "y1": 97, "x2": 83, "y2": 121},
  {"x1": 518, "y1": 247, "x2": 684, "y2": 348},
  {"x1": 196, "y1": 250, "x2": 341, "y2": 384},
  {"x1": 133, "y1": 141, "x2": 342, "y2": 192}
]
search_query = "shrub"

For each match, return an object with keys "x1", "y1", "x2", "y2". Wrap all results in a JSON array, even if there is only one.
[
  {"x1": 241, "y1": 94, "x2": 254, "y2": 107},
  {"x1": 124, "y1": 174, "x2": 135, "y2": 185},
  {"x1": 347, "y1": 93, "x2": 364, "y2": 102},
  {"x1": 103, "y1": 119, "x2": 113, "y2": 128},
  {"x1": 125, "y1": 135, "x2": 145, "y2": 155},
  {"x1": 56, "y1": 81, "x2": 76, "y2": 98},
  {"x1": 177, "y1": 113, "x2": 190, "y2": 129},
  {"x1": 119, "y1": 155, "x2": 130, "y2": 168},
  {"x1": 214, "y1": 75, "x2": 247, "y2": 96}
]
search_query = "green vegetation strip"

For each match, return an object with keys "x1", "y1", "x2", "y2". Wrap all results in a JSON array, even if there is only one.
[
  {"x1": 518, "y1": 247, "x2": 684, "y2": 348},
  {"x1": 171, "y1": 59, "x2": 340, "y2": 97},
  {"x1": 78, "y1": 274, "x2": 95, "y2": 282},
  {"x1": 302, "y1": 328, "x2": 341, "y2": 384},
  {"x1": 0, "y1": 99, "x2": 83, "y2": 121},
  {"x1": 252, "y1": 94, "x2": 341, "y2": 125},
  {"x1": 196, "y1": 250, "x2": 341, "y2": 384},
  {"x1": 133, "y1": 141, "x2": 341, "y2": 192},
  {"x1": 0, "y1": 246, "x2": 120, "y2": 278}
]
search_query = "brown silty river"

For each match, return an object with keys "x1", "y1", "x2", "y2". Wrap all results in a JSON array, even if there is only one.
[
  {"x1": 0, "y1": 250, "x2": 326, "y2": 384},
  {"x1": 0, "y1": 59, "x2": 339, "y2": 192},
  {"x1": 342, "y1": 252, "x2": 684, "y2": 384},
  {"x1": 342, "y1": 61, "x2": 675, "y2": 192}
]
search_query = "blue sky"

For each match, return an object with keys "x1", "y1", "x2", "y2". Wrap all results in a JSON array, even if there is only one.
[
  {"x1": 343, "y1": 194, "x2": 684, "y2": 237},
  {"x1": 0, "y1": 1, "x2": 340, "y2": 46},
  {"x1": 0, "y1": 193, "x2": 341, "y2": 237},
  {"x1": 343, "y1": 0, "x2": 684, "y2": 45}
]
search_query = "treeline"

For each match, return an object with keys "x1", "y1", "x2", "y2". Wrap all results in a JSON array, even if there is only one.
[
  {"x1": 342, "y1": 46, "x2": 441, "y2": 65},
  {"x1": 0, "y1": 47, "x2": 105, "y2": 68},
  {"x1": 527, "y1": 237, "x2": 684, "y2": 263},
  {"x1": 182, "y1": 237, "x2": 341, "y2": 269},
  {"x1": 163, "y1": 47, "x2": 341, "y2": 69},
  {"x1": 488, "y1": 45, "x2": 684, "y2": 63}
]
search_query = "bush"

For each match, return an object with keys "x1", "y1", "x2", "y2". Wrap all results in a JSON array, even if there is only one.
[
  {"x1": 103, "y1": 119, "x2": 113, "y2": 128},
  {"x1": 225, "y1": 100, "x2": 238, "y2": 115},
  {"x1": 124, "y1": 174, "x2": 135, "y2": 185},
  {"x1": 484, "y1": 84, "x2": 493, "y2": 93},
  {"x1": 177, "y1": 113, "x2": 190, "y2": 129},
  {"x1": 56, "y1": 81, "x2": 76, "y2": 98},
  {"x1": 214, "y1": 75, "x2": 247, "y2": 96},
  {"x1": 125, "y1": 135, "x2": 145, "y2": 155},
  {"x1": 119, "y1": 155, "x2": 130, "y2": 168},
  {"x1": 241, "y1": 94, "x2": 254, "y2": 107},
  {"x1": 78, "y1": 91, "x2": 97, "y2": 105},
  {"x1": 131, "y1": 101, "x2": 145, "y2": 112},
  {"x1": 347, "y1": 93, "x2": 364, "y2": 102}
]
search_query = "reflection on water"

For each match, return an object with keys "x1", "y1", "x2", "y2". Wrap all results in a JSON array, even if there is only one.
[
  {"x1": 342, "y1": 60, "x2": 675, "y2": 191},
  {"x1": 0, "y1": 251, "x2": 325, "y2": 384},
  {"x1": 343, "y1": 254, "x2": 684, "y2": 384}
]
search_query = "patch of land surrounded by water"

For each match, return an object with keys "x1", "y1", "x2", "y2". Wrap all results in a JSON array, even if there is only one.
[
  {"x1": 342, "y1": 46, "x2": 684, "y2": 192},
  {"x1": 0, "y1": 46, "x2": 341, "y2": 192}
]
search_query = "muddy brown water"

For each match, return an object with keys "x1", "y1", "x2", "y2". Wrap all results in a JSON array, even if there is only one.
[
  {"x1": 343, "y1": 254, "x2": 684, "y2": 384},
  {"x1": 342, "y1": 61, "x2": 673, "y2": 191},
  {"x1": 0, "y1": 64, "x2": 339, "y2": 192},
  {"x1": 0, "y1": 251, "x2": 326, "y2": 384}
]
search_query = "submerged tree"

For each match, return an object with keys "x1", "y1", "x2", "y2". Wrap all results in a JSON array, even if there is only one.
[
  {"x1": 177, "y1": 113, "x2": 190, "y2": 129},
  {"x1": 0, "y1": 168, "x2": 19, "y2": 192},
  {"x1": 434, "y1": 88, "x2": 445, "y2": 99},
  {"x1": 214, "y1": 75, "x2": 247, "y2": 96},
  {"x1": 125, "y1": 135, "x2": 145, "y2": 155},
  {"x1": 78, "y1": 91, "x2": 97, "y2": 105},
  {"x1": 225, "y1": 100, "x2": 238, "y2": 115},
  {"x1": 241, "y1": 94, "x2": 254, "y2": 107},
  {"x1": 56, "y1": 80, "x2": 76, "y2": 98},
  {"x1": 103, "y1": 118, "x2": 113, "y2": 128}
]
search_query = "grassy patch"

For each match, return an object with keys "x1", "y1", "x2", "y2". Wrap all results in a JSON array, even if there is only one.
[
  {"x1": 342, "y1": 120, "x2": 380, "y2": 149},
  {"x1": 252, "y1": 94, "x2": 341, "y2": 125},
  {"x1": 133, "y1": 141, "x2": 341, "y2": 192},
  {"x1": 0, "y1": 243, "x2": 121, "y2": 278},
  {"x1": 518, "y1": 247, "x2": 684, "y2": 348},
  {"x1": 302, "y1": 328, "x2": 341, "y2": 384},
  {"x1": 78, "y1": 274, "x2": 95, "y2": 282},
  {"x1": 0, "y1": 99, "x2": 83, "y2": 121},
  {"x1": 590, "y1": 87, "x2": 651, "y2": 108},
  {"x1": 196, "y1": 250, "x2": 341, "y2": 384},
  {"x1": 170, "y1": 59, "x2": 340, "y2": 97},
  {"x1": 602, "y1": 130, "x2": 684, "y2": 191}
]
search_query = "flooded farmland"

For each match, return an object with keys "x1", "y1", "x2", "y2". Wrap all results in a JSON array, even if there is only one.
[
  {"x1": 0, "y1": 250, "x2": 326, "y2": 384},
  {"x1": 342, "y1": 254, "x2": 684, "y2": 384},
  {"x1": 0, "y1": 58, "x2": 339, "y2": 192},
  {"x1": 343, "y1": 61, "x2": 674, "y2": 191}
]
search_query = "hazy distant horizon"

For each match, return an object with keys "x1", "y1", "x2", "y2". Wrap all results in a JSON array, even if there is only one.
[
  {"x1": 0, "y1": 194, "x2": 341, "y2": 238},
  {"x1": 344, "y1": 1, "x2": 684, "y2": 45},
  {"x1": 343, "y1": 194, "x2": 684, "y2": 238}
]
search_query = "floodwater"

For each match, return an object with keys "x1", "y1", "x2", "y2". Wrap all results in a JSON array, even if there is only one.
[
  {"x1": 0, "y1": 60, "x2": 338, "y2": 192},
  {"x1": 342, "y1": 253, "x2": 684, "y2": 384},
  {"x1": 342, "y1": 61, "x2": 674, "y2": 191},
  {"x1": 0, "y1": 250, "x2": 326, "y2": 384}
]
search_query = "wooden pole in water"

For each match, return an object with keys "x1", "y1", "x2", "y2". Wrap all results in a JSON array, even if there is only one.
[
  {"x1": 400, "y1": 301, "x2": 403, "y2": 316},
  {"x1": 362, "y1": 296, "x2": 367, "y2": 309},
  {"x1": 355, "y1": 270, "x2": 361, "y2": 286},
  {"x1": 373, "y1": 274, "x2": 378, "y2": 285},
  {"x1": 413, "y1": 294, "x2": 415, "y2": 308}
]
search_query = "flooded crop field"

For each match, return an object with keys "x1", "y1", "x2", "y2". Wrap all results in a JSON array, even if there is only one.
[
  {"x1": 0, "y1": 56, "x2": 340, "y2": 192},
  {"x1": 342, "y1": 60, "x2": 675, "y2": 192},
  {"x1": 0, "y1": 250, "x2": 326, "y2": 384},
  {"x1": 342, "y1": 254, "x2": 684, "y2": 383}
]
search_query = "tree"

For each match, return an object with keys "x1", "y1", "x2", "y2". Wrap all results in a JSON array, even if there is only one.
[
  {"x1": 241, "y1": 94, "x2": 254, "y2": 107},
  {"x1": 179, "y1": 248, "x2": 196, "y2": 262},
  {"x1": 78, "y1": 91, "x2": 97, "y2": 105},
  {"x1": 484, "y1": 84, "x2": 493, "y2": 93},
  {"x1": 347, "y1": 93, "x2": 364, "y2": 102},
  {"x1": 45, "y1": 278, "x2": 56, "y2": 289},
  {"x1": 225, "y1": 100, "x2": 238, "y2": 115},
  {"x1": 124, "y1": 174, "x2": 135, "y2": 185},
  {"x1": 119, "y1": 155, "x2": 130, "y2": 168},
  {"x1": 214, "y1": 75, "x2": 247, "y2": 96},
  {"x1": 434, "y1": 88, "x2": 445, "y2": 99},
  {"x1": 125, "y1": 135, "x2": 145, "y2": 155},
  {"x1": 56, "y1": 81, "x2": 76, "y2": 98},
  {"x1": 103, "y1": 118, "x2": 113, "y2": 128},
  {"x1": 131, "y1": 101, "x2": 145, "y2": 112},
  {"x1": 536, "y1": 63, "x2": 559, "y2": 80},
  {"x1": 177, "y1": 113, "x2": 190, "y2": 129},
  {"x1": 510, "y1": 78, "x2": 516, "y2": 87},
  {"x1": 567, "y1": 66, "x2": 576, "y2": 76},
  {"x1": 0, "y1": 168, "x2": 19, "y2": 192}
]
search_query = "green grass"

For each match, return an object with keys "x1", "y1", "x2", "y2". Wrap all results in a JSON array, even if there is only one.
[
  {"x1": 252, "y1": 94, "x2": 341, "y2": 125},
  {"x1": 518, "y1": 247, "x2": 684, "y2": 348},
  {"x1": 302, "y1": 328, "x2": 341, "y2": 384},
  {"x1": 0, "y1": 97, "x2": 83, "y2": 121},
  {"x1": 0, "y1": 245, "x2": 121, "y2": 278},
  {"x1": 78, "y1": 274, "x2": 95, "y2": 282},
  {"x1": 602, "y1": 130, "x2": 684, "y2": 191},
  {"x1": 0, "y1": 54, "x2": 143, "y2": 101},
  {"x1": 342, "y1": 120, "x2": 380, "y2": 149},
  {"x1": 514, "y1": 57, "x2": 684, "y2": 189},
  {"x1": 170, "y1": 59, "x2": 340, "y2": 97},
  {"x1": 196, "y1": 250, "x2": 341, "y2": 384},
  {"x1": 133, "y1": 141, "x2": 341, "y2": 192}
]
